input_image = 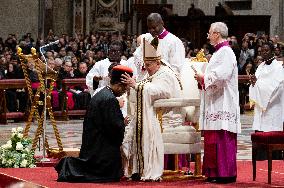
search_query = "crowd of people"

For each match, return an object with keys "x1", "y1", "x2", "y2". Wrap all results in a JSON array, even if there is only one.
[
  {"x1": 0, "y1": 22, "x2": 283, "y2": 113},
  {"x1": 0, "y1": 12, "x2": 283, "y2": 184}
]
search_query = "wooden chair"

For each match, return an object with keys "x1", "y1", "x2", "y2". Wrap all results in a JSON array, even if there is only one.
[
  {"x1": 55, "y1": 78, "x2": 87, "y2": 120},
  {"x1": 0, "y1": 79, "x2": 28, "y2": 124},
  {"x1": 251, "y1": 131, "x2": 284, "y2": 184}
]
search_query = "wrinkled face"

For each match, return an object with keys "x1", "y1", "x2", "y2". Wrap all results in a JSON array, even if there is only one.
[
  {"x1": 207, "y1": 27, "x2": 219, "y2": 46},
  {"x1": 79, "y1": 63, "x2": 88, "y2": 74},
  {"x1": 48, "y1": 59, "x2": 56, "y2": 69},
  {"x1": 147, "y1": 20, "x2": 163, "y2": 37},
  {"x1": 144, "y1": 60, "x2": 160, "y2": 76},
  {"x1": 261, "y1": 44, "x2": 273, "y2": 61},
  {"x1": 64, "y1": 61, "x2": 73, "y2": 72},
  {"x1": 108, "y1": 44, "x2": 122, "y2": 62}
]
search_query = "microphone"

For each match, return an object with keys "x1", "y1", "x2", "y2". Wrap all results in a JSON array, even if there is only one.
[{"x1": 40, "y1": 40, "x2": 59, "y2": 49}]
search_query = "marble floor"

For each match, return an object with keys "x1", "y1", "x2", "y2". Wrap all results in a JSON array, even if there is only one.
[{"x1": 0, "y1": 112, "x2": 254, "y2": 160}]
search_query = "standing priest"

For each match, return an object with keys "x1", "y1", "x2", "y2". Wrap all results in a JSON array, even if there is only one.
[{"x1": 194, "y1": 22, "x2": 241, "y2": 183}]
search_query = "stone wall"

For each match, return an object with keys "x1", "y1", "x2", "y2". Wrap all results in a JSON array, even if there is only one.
[
  {"x1": 52, "y1": 0, "x2": 73, "y2": 36},
  {"x1": 169, "y1": 0, "x2": 282, "y2": 37},
  {"x1": 0, "y1": 0, "x2": 38, "y2": 39}
]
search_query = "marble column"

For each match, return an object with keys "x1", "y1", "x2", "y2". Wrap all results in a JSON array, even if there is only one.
[{"x1": 85, "y1": 0, "x2": 91, "y2": 35}]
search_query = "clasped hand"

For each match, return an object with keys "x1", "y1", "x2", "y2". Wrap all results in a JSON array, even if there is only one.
[
  {"x1": 194, "y1": 73, "x2": 204, "y2": 83},
  {"x1": 249, "y1": 74, "x2": 257, "y2": 87}
]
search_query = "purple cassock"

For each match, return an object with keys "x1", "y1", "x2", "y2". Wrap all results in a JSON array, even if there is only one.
[{"x1": 202, "y1": 130, "x2": 237, "y2": 178}]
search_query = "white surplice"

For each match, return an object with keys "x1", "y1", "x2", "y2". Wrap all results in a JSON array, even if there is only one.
[
  {"x1": 142, "y1": 32, "x2": 185, "y2": 75},
  {"x1": 122, "y1": 65, "x2": 182, "y2": 180},
  {"x1": 199, "y1": 46, "x2": 241, "y2": 134},
  {"x1": 249, "y1": 59, "x2": 284, "y2": 132}
]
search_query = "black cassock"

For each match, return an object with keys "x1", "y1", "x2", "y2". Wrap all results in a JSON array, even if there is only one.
[{"x1": 55, "y1": 87, "x2": 125, "y2": 182}]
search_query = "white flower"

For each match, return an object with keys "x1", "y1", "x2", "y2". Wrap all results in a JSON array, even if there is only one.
[
  {"x1": 16, "y1": 142, "x2": 23, "y2": 151},
  {"x1": 22, "y1": 154, "x2": 26, "y2": 158},
  {"x1": 7, "y1": 140, "x2": 12, "y2": 145},
  {"x1": 12, "y1": 128, "x2": 16, "y2": 133},
  {"x1": 17, "y1": 127, "x2": 23, "y2": 132},
  {"x1": 17, "y1": 133, "x2": 23, "y2": 139},
  {"x1": 7, "y1": 159, "x2": 13, "y2": 166},
  {"x1": 2, "y1": 141, "x2": 12, "y2": 149},
  {"x1": 20, "y1": 159, "x2": 27, "y2": 167}
]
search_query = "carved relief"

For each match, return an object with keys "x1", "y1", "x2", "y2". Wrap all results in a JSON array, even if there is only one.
[
  {"x1": 74, "y1": 0, "x2": 83, "y2": 34},
  {"x1": 92, "y1": 0, "x2": 125, "y2": 32}
]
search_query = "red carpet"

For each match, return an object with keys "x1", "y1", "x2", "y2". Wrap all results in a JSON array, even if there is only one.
[{"x1": 1, "y1": 160, "x2": 284, "y2": 188}]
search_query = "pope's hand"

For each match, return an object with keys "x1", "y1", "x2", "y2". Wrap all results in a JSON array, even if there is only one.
[{"x1": 121, "y1": 73, "x2": 136, "y2": 88}]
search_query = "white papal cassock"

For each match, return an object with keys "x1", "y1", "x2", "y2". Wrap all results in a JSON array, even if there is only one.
[{"x1": 122, "y1": 65, "x2": 182, "y2": 181}]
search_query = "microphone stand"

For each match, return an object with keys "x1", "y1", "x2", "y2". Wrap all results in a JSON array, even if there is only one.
[{"x1": 38, "y1": 41, "x2": 58, "y2": 162}]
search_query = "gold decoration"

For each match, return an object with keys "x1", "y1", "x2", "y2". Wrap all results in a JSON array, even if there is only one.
[{"x1": 190, "y1": 49, "x2": 208, "y2": 62}]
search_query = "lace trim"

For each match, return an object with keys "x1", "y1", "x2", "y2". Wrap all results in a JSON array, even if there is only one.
[{"x1": 206, "y1": 111, "x2": 237, "y2": 123}]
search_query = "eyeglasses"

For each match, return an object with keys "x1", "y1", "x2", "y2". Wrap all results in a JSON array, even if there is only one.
[{"x1": 207, "y1": 32, "x2": 219, "y2": 37}]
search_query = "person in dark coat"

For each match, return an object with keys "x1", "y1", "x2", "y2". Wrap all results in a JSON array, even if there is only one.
[{"x1": 55, "y1": 65, "x2": 133, "y2": 182}]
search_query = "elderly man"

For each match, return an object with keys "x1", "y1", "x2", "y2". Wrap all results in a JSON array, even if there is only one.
[
  {"x1": 194, "y1": 22, "x2": 241, "y2": 183},
  {"x1": 121, "y1": 39, "x2": 182, "y2": 181}
]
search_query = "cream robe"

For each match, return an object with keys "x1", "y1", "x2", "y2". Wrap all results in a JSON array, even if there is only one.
[
  {"x1": 249, "y1": 59, "x2": 284, "y2": 132},
  {"x1": 199, "y1": 46, "x2": 241, "y2": 134},
  {"x1": 122, "y1": 65, "x2": 182, "y2": 180}
]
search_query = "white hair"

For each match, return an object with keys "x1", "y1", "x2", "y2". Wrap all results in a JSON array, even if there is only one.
[{"x1": 210, "y1": 22, "x2": 228, "y2": 39}]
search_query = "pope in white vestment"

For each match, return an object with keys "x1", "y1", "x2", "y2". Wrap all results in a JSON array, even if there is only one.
[{"x1": 121, "y1": 39, "x2": 182, "y2": 181}]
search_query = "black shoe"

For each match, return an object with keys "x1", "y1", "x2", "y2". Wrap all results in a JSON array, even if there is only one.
[
  {"x1": 215, "y1": 177, "x2": 236, "y2": 184},
  {"x1": 130, "y1": 173, "x2": 141, "y2": 181},
  {"x1": 205, "y1": 177, "x2": 217, "y2": 182}
]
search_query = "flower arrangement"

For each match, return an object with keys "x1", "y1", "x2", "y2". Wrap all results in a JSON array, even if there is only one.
[{"x1": 0, "y1": 127, "x2": 36, "y2": 168}]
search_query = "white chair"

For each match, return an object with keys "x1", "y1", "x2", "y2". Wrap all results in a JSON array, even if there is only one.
[{"x1": 154, "y1": 98, "x2": 202, "y2": 176}]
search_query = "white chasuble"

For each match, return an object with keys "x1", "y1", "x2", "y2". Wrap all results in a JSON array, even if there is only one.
[{"x1": 122, "y1": 65, "x2": 182, "y2": 180}]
